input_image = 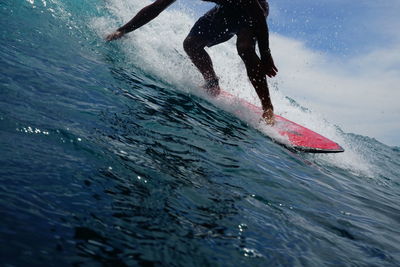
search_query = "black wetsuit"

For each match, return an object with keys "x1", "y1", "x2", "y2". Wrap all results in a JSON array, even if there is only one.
[{"x1": 188, "y1": 0, "x2": 269, "y2": 47}]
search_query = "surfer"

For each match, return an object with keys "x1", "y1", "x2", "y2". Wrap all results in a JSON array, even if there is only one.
[{"x1": 106, "y1": 0, "x2": 278, "y2": 124}]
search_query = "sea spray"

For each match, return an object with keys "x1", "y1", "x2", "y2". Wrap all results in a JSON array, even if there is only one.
[{"x1": 91, "y1": 0, "x2": 376, "y2": 177}]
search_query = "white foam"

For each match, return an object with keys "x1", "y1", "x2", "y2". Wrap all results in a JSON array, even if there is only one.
[{"x1": 91, "y1": 0, "x2": 377, "y2": 178}]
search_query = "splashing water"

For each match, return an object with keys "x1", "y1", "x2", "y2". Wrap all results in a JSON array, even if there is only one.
[{"x1": 1, "y1": 0, "x2": 400, "y2": 266}]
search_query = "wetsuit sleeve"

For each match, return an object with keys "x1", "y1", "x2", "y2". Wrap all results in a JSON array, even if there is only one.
[{"x1": 118, "y1": 0, "x2": 176, "y2": 33}]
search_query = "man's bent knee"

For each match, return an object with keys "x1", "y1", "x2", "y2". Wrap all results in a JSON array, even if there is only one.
[
  {"x1": 183, "y1": 36, "x2": 197, "y2": 55},
  {"x1": 183, "y1": 36, "x2": 206, "y2": 55}
]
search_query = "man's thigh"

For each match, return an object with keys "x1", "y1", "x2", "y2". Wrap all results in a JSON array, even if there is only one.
[{"x1": 187, "y1": 6, "x2": 236, "y2": 48}]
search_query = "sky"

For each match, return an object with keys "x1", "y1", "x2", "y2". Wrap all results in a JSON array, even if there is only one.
[{"x1": 180, "y1": 0, "x2": 400, "y2": 146}]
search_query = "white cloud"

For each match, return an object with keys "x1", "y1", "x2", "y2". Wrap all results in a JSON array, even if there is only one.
[{"x1": 271, "y1": 34, "x2": 400, "y2": 146}]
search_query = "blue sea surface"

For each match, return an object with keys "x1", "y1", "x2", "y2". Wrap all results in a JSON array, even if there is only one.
[{"x1": 1, "y1": 1, "x2": 400, "y2": 266}]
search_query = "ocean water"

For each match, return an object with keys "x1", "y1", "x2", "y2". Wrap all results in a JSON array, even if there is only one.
[{"x1": 1, "y1": 1, "x2": 400, "y2": 266}]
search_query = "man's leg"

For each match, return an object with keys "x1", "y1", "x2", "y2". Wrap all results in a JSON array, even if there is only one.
[
  {"x1": 183, "y1": 36, "x2": 220, "y2": 96},
  {"x1": 236, "y1": 29, "x2": 274, "y2": 124}
]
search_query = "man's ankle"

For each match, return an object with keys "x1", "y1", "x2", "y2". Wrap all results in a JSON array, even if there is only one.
[
  {"x1": 204, "y1": 77, "x2": 219, "y2": 88},
  {"x1": 203, "y1": 77, "x2": 220, "y2": 96}
]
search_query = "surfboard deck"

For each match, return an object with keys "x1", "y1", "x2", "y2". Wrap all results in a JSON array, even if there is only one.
[{"x1": 219, "y1": 90, "x2": 344, "y2": 153}]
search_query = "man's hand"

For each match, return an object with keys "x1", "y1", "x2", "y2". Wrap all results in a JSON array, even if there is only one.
[
  {"x1": 261, "y1": 52, "x2": 278, "y2": 78},
  {"x1": 105, "y1": 30, "x2": 125, "y2": 41}
]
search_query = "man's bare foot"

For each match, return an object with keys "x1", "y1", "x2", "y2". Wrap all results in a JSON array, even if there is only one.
[
  {"x1": 262, "y1": 109, "x2": 275, "y2": 126},
  {"x1": 202, "y1": 78, "x2": 220, "y2": 97},
  {"x1": 206, "y1": 86, "x2": 220, "y2": 97}
]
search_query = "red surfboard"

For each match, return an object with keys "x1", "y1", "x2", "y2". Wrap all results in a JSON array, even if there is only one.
[{"x1": 219, "y1": 90, "x2": 344, "y2": 153}]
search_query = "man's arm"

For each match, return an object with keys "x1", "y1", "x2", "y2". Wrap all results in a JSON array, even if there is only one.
[{"x1": 106, "y1": 0, "x2": 175, "y2": 41}]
